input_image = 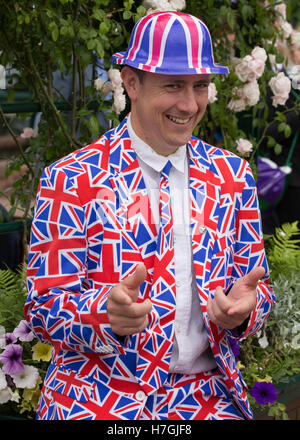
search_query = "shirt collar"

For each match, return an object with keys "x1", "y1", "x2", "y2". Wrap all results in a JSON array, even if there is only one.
[{"x1": 127, "y1": 114, "x2": 187, "y2": 174}]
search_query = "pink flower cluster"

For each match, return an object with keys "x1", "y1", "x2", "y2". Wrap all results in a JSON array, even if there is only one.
[
  {"x1": 108, "y1": 68, "x2": 126, "y2": 116},
  {"x1": 228, "y1": 47, "x2": 267, "y2": 112},
  {"x1": 235, "y1": 47, "x2": 267, "y2": 83}
]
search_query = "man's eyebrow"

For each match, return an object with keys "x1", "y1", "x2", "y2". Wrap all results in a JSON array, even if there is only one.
[{"x1": 162, "y1": 78, "x2": 210, "y2": 84}]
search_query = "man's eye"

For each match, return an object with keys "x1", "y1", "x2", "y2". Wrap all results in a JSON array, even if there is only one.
[
  {"x1": 196, "y1": 83, "x2": 209, "y2": 89},
  {"x1": 165, "y1": 84, "x2": 180, "y2": 89}
]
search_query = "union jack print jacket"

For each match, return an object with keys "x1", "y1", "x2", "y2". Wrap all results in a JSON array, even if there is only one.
[{"x1": 25, "y1": 115, "x2": 275, "y2": 420}]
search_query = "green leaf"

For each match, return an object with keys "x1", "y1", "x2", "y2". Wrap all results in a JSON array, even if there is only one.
[
  {"x1": 123, "y1": 11, "x2": 132, "y2": 20},
  {"x1": 278, "y1": 122, "x2": 286, "y2": 132},
  {"x1": 89, "y1": 114, "x2": 100, "y2": 137},
  {"x1": 99, "y1": 21, "x2": 110, "y2": 35},
  {"x1": 284, "y1": 124, "x2": 291, "y2": 138},
  {"x1": 87, "y1": 39, "x2": 96, "y2": 50},
  {"x1": 274, "y1": 143, "x2": 282, "y2": 155}
]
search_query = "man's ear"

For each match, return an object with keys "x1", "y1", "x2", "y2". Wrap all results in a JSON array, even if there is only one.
[{"x1": 121, "y1": 66, "x2": 140, "y2": 101}]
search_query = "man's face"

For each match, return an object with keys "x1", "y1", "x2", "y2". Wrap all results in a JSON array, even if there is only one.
[{"x1": 122, "y1": 68, "x2": 209, "y2": 156}]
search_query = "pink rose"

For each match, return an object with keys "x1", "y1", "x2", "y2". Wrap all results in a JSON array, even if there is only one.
[
  {"x1": 235, "y1": 55, "x2": 254, "y2": 82},
  {"x1": 94, "y1": 78, "x2": 112, "y2": 97},
  {"x1": 251, "y1": 46, "x2": 267, "y2": 64},
  {"x1": 235, "y1": 53, "x2": 265, "y2": 82},
  {"x1": 268, "y1": 72, "x2": 291, "y2": 107},
  {"x1": 227, "y1": 97, "x2": 247, "y2": 112},
  {"x1": 20, "y1": 127, "x2": 38, "y2": 139},
  {"x1": 228, "y1": 80, "x2": 260, "y2": 112},
  {"x1": 242, "y1": 80, "x2": 260, "y2": 106},
  {"x1": 108, "y1": 68, "x2": 123, "y2": 89},
  {"x1": 236, "y1": 138, "x2": 253, "y2": 156},
  {"x1": 208, "y1": 82, "x2": 217, "y2": 103},
  {"x1": 112, "y1": 89, "x2": 126, "y2": 115}
]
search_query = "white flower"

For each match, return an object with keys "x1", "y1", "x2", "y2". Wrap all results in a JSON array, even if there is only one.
[
  {"x1": 269, "y1": 72, "x2": 291, "y2": 107},
  {"x1": 94, "y1": 77, "x2": 112, "y2": 97},
  {"x1": 11, "y1": 365, "x2": 39, "y2": 389},
  {"x1": 227, "y1": 87, "x2": 247, "y2": 112},
  {"x1": 169, "y1": 0, "x2": 186, "y2": 10},
  {"x1": 235, "y1": 55, "x2": 254, "y2": 82},
  {"x1": 227, "y1": 97, "x2": 247, "y2": 112},
  {"x1": 108, "y1": 68, "x2": 123, "y2": 89},
  {"x1": 236, "y1": 138, "x2": 253, "y2": 155},
  {"x1": 0, "y1": 387, "x2": 13, "y2": 404},
  {"x1": 112, "y1": 90, "x2": 126, "y2": 115},
  {"x1": 142, "y1": 0, "x2": 185, "y2": 12},
  {"x1": 0, "y1": 368, "x2": 7, "y2": 391},
  {"x1": 258, "y1": 333, "x2": 269, "y2": 348},
  {"x1": 235, "y1": 54, "x2": 265, "y2": 83},
  {"x1": 208, "y1": 82, "x2": 217, "y2": 103},
  {"x1": 251, "y1": 46, "x2": 267, "y2": 64},
  {"x1": 242, "y1": 80, "x2": 260, "y2": 106},
  {"x1": 108, "y1": 68, "x2": 126, "y2": 115}
]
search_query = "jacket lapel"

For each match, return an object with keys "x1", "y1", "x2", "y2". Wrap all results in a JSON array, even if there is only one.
[
  {"x1": 108, "y1": 118, "x2": 158, "y2": 283},
  {"x1": 188, "y1": 138, "x2": 220, "y2": 299}
]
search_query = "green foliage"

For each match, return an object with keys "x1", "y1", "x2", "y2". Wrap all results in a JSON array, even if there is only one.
[
  {"x1": 239, "y1": 221, "x2": 300, "y2": 419},
  {"x1": 266, "y1": 221, "x2": 300, "y2": 278},
  {"x1": 0, "y1": 0, "x2": 146, "y2": 216},
  {"x1": 0, "y1": 0, "x2": 299, "y2": 231},
  {"x1": 0, "y1": 266, "x2": 27, "y2": 332}
]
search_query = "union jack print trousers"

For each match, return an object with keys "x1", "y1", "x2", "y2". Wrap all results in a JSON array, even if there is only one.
[
  {"x1": 140, "y1": 369, "x2": 245, "y2": 420},
  {"x1": 38, "y1": 367, "x2": 245, "y2": 420}
]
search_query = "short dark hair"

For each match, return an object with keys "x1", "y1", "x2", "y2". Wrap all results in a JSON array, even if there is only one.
[{"x1": 122, "y1": 65, "x2": 146, "y2": 84}]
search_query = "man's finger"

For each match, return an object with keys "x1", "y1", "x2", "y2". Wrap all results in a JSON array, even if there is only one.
[{"x1": 213, "y1": 286, "x2": 231, "y2": 313}]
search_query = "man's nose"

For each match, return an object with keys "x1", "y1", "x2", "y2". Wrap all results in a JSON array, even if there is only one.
[{"x1": 176, "y1": 88, "x2": 200, "y2": 114}]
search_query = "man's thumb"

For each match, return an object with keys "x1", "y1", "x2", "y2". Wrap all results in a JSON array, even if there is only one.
[
  {"x1": 245, "y1": 266, "x2": 265, "y2": 288},
  {"x1": 122, "y1": 264, "x2": 147, "y2": 299}
]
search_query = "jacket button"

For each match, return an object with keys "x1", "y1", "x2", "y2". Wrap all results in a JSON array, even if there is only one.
[
  {"x1": 135, "y1": 390, "x2": 146, "y2": 401},
  {"x1": 199, "y1": 225, "x2": 207, "y2": 234}
]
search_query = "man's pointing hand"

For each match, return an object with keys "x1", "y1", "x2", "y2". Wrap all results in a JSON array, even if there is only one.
[{"x1": 107, "y1": 264, "x2": 152, "y2": 336}]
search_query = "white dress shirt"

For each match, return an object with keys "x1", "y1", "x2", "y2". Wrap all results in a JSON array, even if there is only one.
[{"x1": 127, "y1": 116, "x2": 217, "y2": 374}]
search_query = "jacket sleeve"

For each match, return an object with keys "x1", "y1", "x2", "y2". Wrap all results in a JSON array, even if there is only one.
[
  {"x1": 226, "y1": 162, "x2": 276, "y2": 341},
  {"x1": 25, "y1": 164, "x2": 126, "y2": 355}
]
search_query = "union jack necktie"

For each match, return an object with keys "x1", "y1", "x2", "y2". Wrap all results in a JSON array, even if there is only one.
[{"x1": 136, "y1": 160, "x2": 177, "y2": 393}]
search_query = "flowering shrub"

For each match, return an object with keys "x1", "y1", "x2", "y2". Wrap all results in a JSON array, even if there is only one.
[
  {"x1": 0, "y1": 0, "x2": 300, "y2": 420},
  {"x1": 0, "y1": 268, "x2": 51, "y2": 418},
  {"x1": 237, "y1": 222, "x2": 300, "y2": 419}
]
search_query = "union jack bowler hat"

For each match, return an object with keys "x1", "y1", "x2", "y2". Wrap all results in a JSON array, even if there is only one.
[{"x1": 111, "y1": 11, "x2": 229, "y2": 75}]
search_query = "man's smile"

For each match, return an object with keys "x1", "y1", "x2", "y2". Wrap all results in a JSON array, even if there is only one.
[{"x1": 166, "y1": 114, "x2": 193, "y2": 124}]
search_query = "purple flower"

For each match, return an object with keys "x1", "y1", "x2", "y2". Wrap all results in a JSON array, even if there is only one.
[
  {"x1": 13, "y1": 320, "x2": 35, "y2": 342},
  {"x1": 0, "y1": 343, "x2": 24, "y2": 375},
  {"x1": 228, "y1": 336, "x2": 240, "y2": 357},
  {"x1": 4, "y1": 333, "x2": 17, "y2": 345},
  {"x1": 250, "y1": 381, "x2": 278, "y2": 405}
]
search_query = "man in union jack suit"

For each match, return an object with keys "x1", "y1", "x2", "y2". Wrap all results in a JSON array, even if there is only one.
[{"x1": 25, "y1": 11, "x2": 275, "y2": 420}]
